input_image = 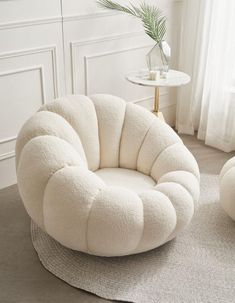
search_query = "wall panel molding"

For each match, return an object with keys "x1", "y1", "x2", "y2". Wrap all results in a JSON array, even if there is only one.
[
  {"x1": 84, "y1": 44, "x2": 152, "y2": 95},
  {"x1": 0, "y1": 17, "x2": 62, "y2": 30},
  {"x1": 63, "y1": 11, "x2": 118, "y2": 22},
  {"x1": 62, "y1": 0, "x2": 183, "y2": 22},
  {"x1": 0, "y1": 1, "x2": 184, "y2": 31},
  {"x1": 0, "y1": 65, "x2": 46, "y2": 105},
  {"x1": 0, "y1": 11, "x2": 120, "y2": 30},
  {"x1": 0, "y1": 2, "x2": 64, "y2": 188},
  {"x1": 0, "y1": 65, "x2": 46, "y2": 162},
  {"x1": 0, "y1": 45, "x2": 59, "y2": 98},
  {"x1": 0, "y1": 151, "x2": 15, "y2": 162},
  {"x1": 0, "y1": 136, "x2": 17, "y2": 145},
  {"x1": 70, "y1": 31, "x2": 144, "y2": 48},
  {"x1": 70, "y1": 31, "x2": 150, "y2": 94}
]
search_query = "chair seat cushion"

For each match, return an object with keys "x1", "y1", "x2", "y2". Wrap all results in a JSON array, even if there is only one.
[
  {"x1": 95, "y1": 168, "x2": 156, "y2": 194},
  {"x1": 16, "y1": 94, "x2": 200, "y2": 257}
]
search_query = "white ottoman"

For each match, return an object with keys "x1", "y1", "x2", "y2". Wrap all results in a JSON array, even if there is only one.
[
  {"x1": 220, "y1": 157, "x2": 235, "y2": 220},
  {"x1": 16, "y1": 94, "x2": 200, "y2": 256}
]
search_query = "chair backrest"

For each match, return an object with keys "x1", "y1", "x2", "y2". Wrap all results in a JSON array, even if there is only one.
[{"x1": 16, "y1": 94, "x2": 199, "y2": 181}]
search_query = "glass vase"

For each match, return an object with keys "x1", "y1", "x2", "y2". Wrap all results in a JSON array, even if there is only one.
[{"x1": 146, "y1": 41, "x2": 171, "y2": 76}]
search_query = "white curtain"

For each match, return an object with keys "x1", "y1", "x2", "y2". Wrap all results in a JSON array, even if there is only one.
[{"x1": 176, "y1": 0, "x2": 235, "y2": 152}]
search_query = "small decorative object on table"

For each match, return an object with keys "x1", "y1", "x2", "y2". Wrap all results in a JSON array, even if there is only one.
[{"x1": 97, "y1": 0, "x2": 171, "y2": 77}]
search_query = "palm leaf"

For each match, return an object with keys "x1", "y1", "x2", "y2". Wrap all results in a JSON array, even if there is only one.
[
  {"x1": 97, "y1": 0, "x2": 139, "y2": 17},
  {"x1": 97, "y1": 0, "x2": 167, "y2": 43}
]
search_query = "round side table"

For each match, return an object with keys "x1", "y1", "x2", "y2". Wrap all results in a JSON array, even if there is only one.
[{"x1": 126, "y1": 69, "x2": 190, "y2": 121}]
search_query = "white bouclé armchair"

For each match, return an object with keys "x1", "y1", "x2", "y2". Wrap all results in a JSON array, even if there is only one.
[{"x1": 16, "y1": 94, "x2": 200, "y2": 257}]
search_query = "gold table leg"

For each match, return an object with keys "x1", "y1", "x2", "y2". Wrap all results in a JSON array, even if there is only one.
[
  {"x1": 154, "y1": 87, "x2": 159, "y2": 112},
  {"x1": 152, "y1": 87, "x2": 165, "y2": 121}
]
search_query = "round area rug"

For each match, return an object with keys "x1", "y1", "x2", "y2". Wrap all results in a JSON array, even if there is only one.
[{"x1": 31, "y1": 174, "x2": 235, "y2": 303}]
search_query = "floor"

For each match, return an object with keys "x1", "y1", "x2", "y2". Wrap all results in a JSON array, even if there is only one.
[{"x1": 0, "y1": 134, "x2": 234, "y2": 303}]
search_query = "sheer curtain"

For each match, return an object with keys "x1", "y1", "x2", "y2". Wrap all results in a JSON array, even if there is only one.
[{"x1": 176, "y1": 0, "x2": 235, "y2": 152}]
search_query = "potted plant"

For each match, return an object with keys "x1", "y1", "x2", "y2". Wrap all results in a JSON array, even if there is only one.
[{"x1": 97, "y1": 0, "x2": 171, "y2": 77}]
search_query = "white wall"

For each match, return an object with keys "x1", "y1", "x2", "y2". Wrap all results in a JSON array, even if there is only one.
[{"x1": 0, "y1": 0, "x2": 183, "y2": 189}]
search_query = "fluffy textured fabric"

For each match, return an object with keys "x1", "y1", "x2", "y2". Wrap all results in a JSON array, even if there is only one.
[
  {"x1": 120, "y1": 103, "x2": 155, "y2": 170},
  {"x1": 96, "y1": 168, "x2": 156, "y2": 194},
  {"x1": 16, "y1": 94, "x2": 200, "y2": 257},
  {"x1": 90, "y1": 94, "x2": 126, "y2": 168},
  {"x1": 39, "y1": 95, "x2": 100, "y2": 171},
  {"x1": 220, "y1": 157, "x2": 235, "y2": 220}
]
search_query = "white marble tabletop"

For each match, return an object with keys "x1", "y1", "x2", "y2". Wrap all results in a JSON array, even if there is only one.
[{"x1": 125, "y1": 69, "x2": 191, "y2": 88}]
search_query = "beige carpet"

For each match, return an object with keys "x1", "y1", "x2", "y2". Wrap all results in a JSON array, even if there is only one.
[
  {"x1": 31, "y1": 172, "x2": 235, "y2": 303},
  {"x1": 1, "y1": 134, "x2": 235, "y2": 303}
]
